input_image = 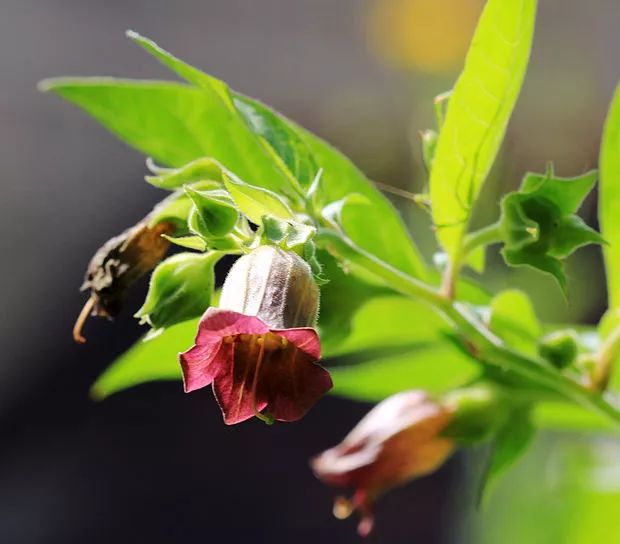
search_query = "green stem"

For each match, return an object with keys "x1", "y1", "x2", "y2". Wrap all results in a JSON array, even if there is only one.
[
  {"x1": 316, "y1": 229, "x2": 620, "y2": 426},
  {"x1": 442, "y1": 222, "x2": 503, "y2": 299},
  {"x1": 592, "y1": 325, "x2": 620, "y2": 391},
  {"x1": 462, "y1": 222, "x2": 502, "y2": 257}
]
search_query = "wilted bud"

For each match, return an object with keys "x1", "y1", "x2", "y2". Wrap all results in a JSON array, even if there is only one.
[
  {"x1": 311, "y1": 390, "x2": 455, "y2": 537},
  {"x1": 73, "y1": 217, "x2": 174, "y2": 343},
  {"x1": 180, "y1": 245, "x2": 330, "y2": 425}
]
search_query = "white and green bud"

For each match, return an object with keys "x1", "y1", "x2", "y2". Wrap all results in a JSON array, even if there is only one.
[{"x1": 219, "y1": 245, "x2": 319, "y2": 329}]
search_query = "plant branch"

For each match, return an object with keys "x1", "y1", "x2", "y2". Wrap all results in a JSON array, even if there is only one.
[
  {"x1": 316, "y1": 229, "x2": 620, "y2": 426},
  {"x1": 441, "y1": 222, "x2": 502, "y2": 299}
]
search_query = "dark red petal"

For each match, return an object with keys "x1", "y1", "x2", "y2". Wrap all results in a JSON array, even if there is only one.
[
  {"x1": 258, "y1": 333, "x2": 332, "y2": 422},
  {"x1": 195, "y1": 308, "x2": 270, "y2": 343},
  {"x1": 179, "y1": 308, "x2": 271, "y2": 394},
  {"x1": 212, "y1": 341, "x2": 269, "y2": 425},
  {"x1": 180, "y1": 341, "x2": 224, "y2": 393},
  {"x1": 274, "y1": 327, "x2": 321, "y2": 359}
]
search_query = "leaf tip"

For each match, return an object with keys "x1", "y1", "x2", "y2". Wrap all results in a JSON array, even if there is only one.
[
  {"x1": 89, "y1": 385, "x2": 106, "y2": 402},
  {"x1": 37, "y1": 78, "x2": 57, "y2": 93}
]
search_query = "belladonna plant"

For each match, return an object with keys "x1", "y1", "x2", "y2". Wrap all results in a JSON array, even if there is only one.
[{"x1": 42, "y1": 0, "x2": 620, "y2": 537}]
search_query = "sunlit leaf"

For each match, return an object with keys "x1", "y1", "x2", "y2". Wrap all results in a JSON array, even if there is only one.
[
  {"x1": 488, "y1": 289, "x2": 541, "y2": 355},
  {"x1": 429, "y1": 0, "x2": 537, "y2": 259},
  {"x1": 600, "y1": 85, "x2": 620, "y2": 309},
  {"x1": 126, "y1": 31, "x2": 429, "y2": 279},
  {"x1": 91, "y1": 320, "x2": 195, "y2": 399},
  {"x1": 39, "y1": 78, "x2": 292, "y2": 195},
  {"x1": 479, "y1": 409, "x2": 535, "y2": 503}
]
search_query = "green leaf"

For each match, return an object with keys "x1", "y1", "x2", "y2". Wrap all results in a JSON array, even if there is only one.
[
  {"x1": 600, "y1": 85, "x2": 620, "y2": 310},
  {"x1": 322, "y1": 193, "x2": 370, "y2": 228},
  {"x1": 135, "y1": 252, "x2": 218, "y2": 331},
  {"x1": 91, "y1": 319, "x2": 195, "y2": 399},
  {"x1": 325, "y1": 296, "x2": 480, "y2": 400},
  {"x1": 128, "y1": 31, "x2": 316, "y2": 192},
  {"x1": 429, "y1": 0, "x2": 537, "y2": 259},
  {"x1": 39, "y1": 78, "x2": 292, "y2": 194},
  {"x1": 232, "y1": 95, "x2": 318, "y2": 189},
  {"x1": 185, "y1": 186, "x2": 239, "y2": 238},
  {"x1": 222, "y1": 170, "x2": 294, "y2": 223},
  {"x1": 479, "y1": 409, "x2": 535, "y2": 503},
  {"x1": 532, "y1": 402, "x2": 619, "y2": 433},
  {"x1": 145, "y1": 157, "x2": 222, "y2": 189},
  {"x1": 488, "y1": 289, "x2": 541, "y2": 355},
  {"x1": 126, "y1": 31, "x2": 428, "y2": 279}
]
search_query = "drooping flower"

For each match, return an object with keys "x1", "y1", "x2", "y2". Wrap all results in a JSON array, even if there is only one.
[
  {"x1": 311, "y1": 390, "x2": 455, "y2": 536},
  {"x1": 180, "y1": 245, "x2": 332, "y2": 425}
]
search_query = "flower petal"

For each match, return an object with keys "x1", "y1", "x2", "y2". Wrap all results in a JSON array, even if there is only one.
[
  {"x1": 180, "y1": 341, "x2": 224, "y2": 393},
  {"x1": 258, "y1": 331, "x2": 332, "y2": 422},
  {"x1": 275, "y1": 327, "x2": 321, "y2": 359},
  {"x1": 212, "y1": 340, "x2": 269, "y2": 425},
  {"x1": 196, "y1": 308, "x2": 270, "y2": 343}
]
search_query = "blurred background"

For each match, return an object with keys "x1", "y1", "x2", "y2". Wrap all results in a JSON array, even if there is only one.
[{"x1": 2, "y1": 0, "x2": 620, "y2": 542}]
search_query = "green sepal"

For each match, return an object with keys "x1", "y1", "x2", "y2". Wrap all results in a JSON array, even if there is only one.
[
  {"x1": 260, "y1": 215, "x2": 316, "y2": 249},
  {"x1": 145, "y1": 157, "x2": 223, "y2": 189},
  {"x1": 185, "y1": 186, "x2": 239, "y2": 239},
  {"x1": 499, "y1": 168, "x2": 603, "y2": 292},
  {"x1": 442, "y1": 383, "x2": 510, "y2": 445},
  {"x1": 222, "y1": 170, "x2": 294, "y2": 224},
  {"x1": 135, "y1": 251, "x2": 219, "y2": 331}
]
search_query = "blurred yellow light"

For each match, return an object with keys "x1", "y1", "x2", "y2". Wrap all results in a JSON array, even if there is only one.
[{"x1": 365, "y1": 0, "x2": 484, "y2": 73}]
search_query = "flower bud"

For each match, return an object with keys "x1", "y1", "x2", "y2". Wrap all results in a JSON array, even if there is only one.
[
  {"x1": 538, "y1": 329, "x2": 579, "y2": 369},
  {"x1": 180, "y1": 245, "x2": 330, "y2": 425},
  {"x1": 311, "y1": 383, "x2": 507, "y2": 536},
  {"x1": 219, "y1": 245, "x2": 319, "y2": 329},
  {"x1": 311, "y1": 390, "x2": 454, "y2": 536}
]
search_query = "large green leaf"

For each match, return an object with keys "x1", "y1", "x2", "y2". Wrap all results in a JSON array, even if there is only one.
[
  {"x1": 429, "y1": 0, "x2": 536, "y2": 259},
  {"x1": 325, "y1": 297, "x2": 480, "y2": 400},
  {"x1": 488, "y1": 289, "x2": 541, "y2": 355},
  {"x1": 600, "y1": 85, "x2": 620, "y2": 310},
  {"x1": 91, "y1": 319, "x2": 194, "y2": 399},
  {"x1": 479, "y1": 409, "x2": 535, "y2": 503},
  {"x1": 39, "y1": 78, "x2": 291, "y2": 195},
  {"x1": 126, "y1": 31, "x2": 428, "y2": 278}
]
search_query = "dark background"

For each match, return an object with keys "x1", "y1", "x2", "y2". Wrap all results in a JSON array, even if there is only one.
[{"x1": 1, "y1": 1, "x2": 620, "y2": 542}]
